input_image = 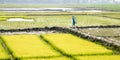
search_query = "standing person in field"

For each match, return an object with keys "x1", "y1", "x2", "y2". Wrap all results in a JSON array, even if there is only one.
[{"x1": 72, "y1": 15, "x2": 77, "y2": 27}]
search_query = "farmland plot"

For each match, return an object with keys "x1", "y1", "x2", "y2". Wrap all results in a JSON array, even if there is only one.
[
  {"x1": 21, "y1": 57, "x2": 70, "y2": 60},
  {"x1": 1, "y1": 35, "x2": 60, "y2": 59},
  {"x1": 41, "y1": 33, "x2": 113, "y2": 55},
  {"x1": 80, "y1": 28, "x2": 120, "y2": 42},
  {"x1": 76, "y1": 55, "x2": 120, "y2": 60},
  {"x1": 0, "y1": 15, "x2": 120, "y2": 29},
  {"x1": 80, "y1": 28, "x2": 120, "y2": 37},
  {"x1": 0, "y1": 40, "x2": 10, "y2": 59},
  {"x1": 99, "y1": 12, "x2": 120, "y2": 19}
]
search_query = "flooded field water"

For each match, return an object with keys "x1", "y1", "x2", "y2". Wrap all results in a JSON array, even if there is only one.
[{"x1": 0, "y1": 8, "x2": 104, "y2": 12}]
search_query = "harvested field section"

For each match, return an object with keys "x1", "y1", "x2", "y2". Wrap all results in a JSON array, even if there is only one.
[
  {"x1": 1, "y1": 35, "x2": 60, "y2": 59},
  {"x1": 80, "y1": 28, "x2": 120, "y2": 43},
  {"x1": 80, "y1": 28, "x2": 120, "y2": 37},
  {"x1": 41, "y1": 33, "x2": 113, "y2": 55}
]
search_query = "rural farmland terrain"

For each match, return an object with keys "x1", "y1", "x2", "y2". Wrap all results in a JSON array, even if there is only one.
[
  {"x1": 0, "y1": 10, "x2": 120, "y2": 60},
  {"x1": 0, "y1": 1, "x2": 120, "y2": 60}
]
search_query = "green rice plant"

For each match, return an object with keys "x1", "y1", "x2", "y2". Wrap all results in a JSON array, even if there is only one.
[
  {"x1": 0, "y1": 18, "x2": 7, "y2": 21},
  {"x1": 0, "y1": 40, "x2": 10, "y2": 59},
  {"x1": 1, "y1": 35, "x2": 60, "y2": 58},
  {"x1": 76, "y1": 55, "x2": 120, "y2": 60},
  {"x1": 41, "y1": 33, "x2": 113, "y2": 55},
  {"x1": 0, "y1": 16, "x2": 30, "y2": 21},
  {"x1": 88, "y1": 4, "x2": 120, "y2": 10},
  {"x1": 33, "y1": 15, "x2": 120, "y2": 26},
  {"x1": 0, "y1": 16, "x2": 28, "y2": 18},
  {"x1": 102, "y1": 14, "x2": 120, "y2": 19},
  {"x1": 98, "y1": 12, "x2": 120, "y2": 19},
  {"x1": 76, "y1": 16, "x2": 120, "y2": 26},
  {"x1": 0, "y1": 15, "x2": 120, "y2": 29},
  {"x1": 0, "y1": 15, "x2": 30, "y2": 21}
]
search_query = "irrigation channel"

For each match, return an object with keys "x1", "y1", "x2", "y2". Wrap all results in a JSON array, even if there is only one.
[{"x1": 0, "y1": 26, "x2": 120, "y2": 54}]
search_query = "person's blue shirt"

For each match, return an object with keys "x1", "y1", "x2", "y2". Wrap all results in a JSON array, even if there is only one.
[{"x1": 72, "y1": 16, "x2": 76, "y2": 26}]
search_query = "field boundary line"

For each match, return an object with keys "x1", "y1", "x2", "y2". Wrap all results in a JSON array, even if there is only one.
[
  {"x1": 40, "y1": 35, "x2": 78, "y2": 60},
  {"x1": 0, "y1": 37, "x2": 15, "y2": 60}
]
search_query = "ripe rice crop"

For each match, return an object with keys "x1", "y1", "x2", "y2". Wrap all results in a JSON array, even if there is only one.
[
  {"x1": 76, "y1": 55, "x2": 120, "y2": 60},
  {"x1": 21, "y1": 57, "x2": 70, "y2": 60},
  {"x1": 0, "y1": 41, "x2": 10, "y2": 59},
  {"x1": 1, "y1": 35, "x2": 60, "y2": 58},
  {"x1": 41, "y1": 33, "x2": 113, "y2": 55}
]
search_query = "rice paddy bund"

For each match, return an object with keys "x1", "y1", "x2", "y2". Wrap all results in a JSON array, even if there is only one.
[{"x1": 0, "y1": 34, "x2": 120, "y2": 60}]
